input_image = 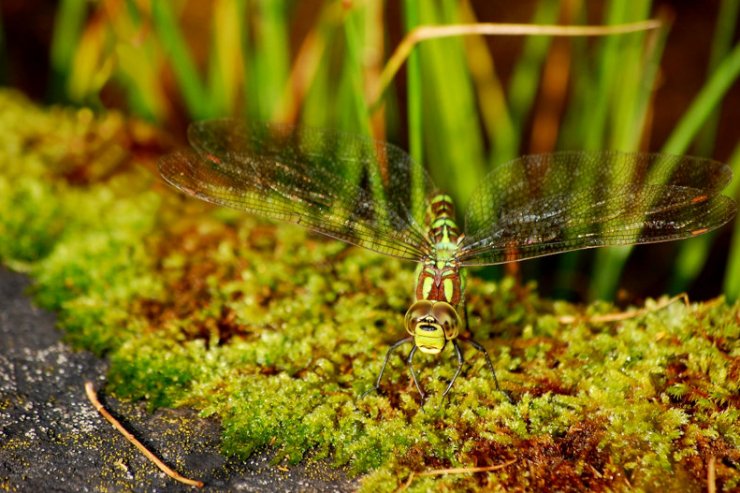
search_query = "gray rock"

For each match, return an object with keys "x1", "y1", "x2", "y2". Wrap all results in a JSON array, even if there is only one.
[{"x1": 0, "y1": 267, "x2": 356, "y2": 492}]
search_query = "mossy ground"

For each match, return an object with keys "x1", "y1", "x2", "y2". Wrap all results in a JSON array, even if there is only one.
[{"x1": 2, "y1": 90, "x2": 739, "y2": 491}]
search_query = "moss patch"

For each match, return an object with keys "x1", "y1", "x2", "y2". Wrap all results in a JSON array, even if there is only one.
[{"x1": 2, "y1": 90, "x2": 739, "y2": 491}]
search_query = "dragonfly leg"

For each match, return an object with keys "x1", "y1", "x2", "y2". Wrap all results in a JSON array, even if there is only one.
[
  {"x1": 407, "y1": 345, "x2": 426, "y2": 403},
  {"x1": 362, "y1": 337, "x2": 413, "y2": 398},
  {"x1": 463, "y1": 300, "x2": 513, "y2": 403},
  {"x1": 466, "y1": 337, "x2": 514, "y2": 404},
  {"x1": 441, "y1": 339, "x2": 464, "y2": 399}
]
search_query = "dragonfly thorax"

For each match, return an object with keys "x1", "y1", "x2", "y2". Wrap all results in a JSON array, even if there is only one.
[
  {"x1": 415, "y1": 193, "x2": 465, "y2": 305},
  {"x1": 415, "y1": 258, "x2": 464, "y2": 305},
  {"x1": 404, "y1": 300, "x2": 461, "y2": 354}
]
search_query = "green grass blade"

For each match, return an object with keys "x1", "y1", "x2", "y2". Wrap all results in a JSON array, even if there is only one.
[
  {"x1": 336, "y1": 60, "x2": 362, "y2": 130},
  {"x1": 114, "y1": 43, "x2": 166, "y2": 122},
  {"x1": 404, "y1": 0, "x2": 426, "y2": 224},
  {"x1": 579, "y1": 0, "x2": 654, "y2": 299},
  {"x1": 557, "y1": 6, "x2": 589, "y2": 151},
  {"x1": 559, "y1": 6, "x2": 665, "y2": 298},
  {"x1": 49, "y1": 0, "x2": 88, "y2": 102},
  {"x1": 579, "y1": 0, "x2": 626, "y2": 151},
  {"x1": 695, "y1": 0, "x2": 739, "y2": 157},
  {"x1": 207, "y1": 0, "x2": 246, "y2": 117},
  {"x1": 726, "y1": 224, "x2": 740, "y2": 302},
  {"x1": 107, "y1": 3, "x2": 167, "y2": 121},
  {"x1": 151, "y1": 1, "x2": 210, "y2": 119},
  {"x1": 671, "y1": 3, "x2": 739, "y2": 292},
  {"x1": 300, "y1": 46, "x2": 332, "y2": 127},
  {"x1": 342, "y1": 4, "x2": 389, "y2": 222},
  {"x1": 341, "y1": 7, "x2": 372, "y2": 134},
  {"x1": 670, "y1": 0, "x2": 739, "y2": 293},
  {"x1": 662, "y1": 41, "x2": 740, "y2": 156},
  {"x1": 463, "y1": 0, "x2": 559, "y2": 171},
  {"x1": 341, "y1": 10, "x2": 392, "y2": 226},
  {"x1": 724, "y1": 146, "x2": 740, "y2": 301},
  {"x1": 504, "y1": 0, "x2": 559, "y2": 160},
  {"x1": 608, "y1": 0, "x2": 655, "y2": 150},
  {"x1": 460, "y1": 16, "x2": 515, "y2": 170},
  {"x1": 246, "y1": 0, "x2": 291, "y2": 121},
  {"x1": 298, "y1": 4, "x2": 348, "y2": 129},
  {"x1": 673, "y1": 143, "x2": 740, "y2": 295},
  {"x1": 591, "y1": 40, "x2": 740, "y2": 299},
  {"x1": 414, "y1": 0, "x2": 486, "y2": 208},
  {"x1": 299, "y1": 3, "x2": 373, "y2": 132},
  {"x1": 582, "y1": 0, "x2": 651, "y2": 151}
]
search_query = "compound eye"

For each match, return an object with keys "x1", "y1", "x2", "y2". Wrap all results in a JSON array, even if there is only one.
[
  {"x1": 404, "y1": 300, "x2": 433, "y2": 334},
  {"x1": 432, "y1": 302, "x2": 461, "y2": 340}
]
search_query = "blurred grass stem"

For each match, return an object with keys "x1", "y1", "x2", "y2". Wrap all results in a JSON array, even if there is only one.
[{"x1": 371, "y1": 19, "x2": 662, "y2": 108}]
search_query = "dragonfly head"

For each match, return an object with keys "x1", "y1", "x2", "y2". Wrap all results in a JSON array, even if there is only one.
[{"x1": 404, "y1": 300, "x2": 461, "y2": 354}]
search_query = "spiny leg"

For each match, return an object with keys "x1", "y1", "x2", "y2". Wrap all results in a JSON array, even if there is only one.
[
  {"x1": 406, "y1": 345, "x2": 426, "y2": 402},
  {"x1": 466, "y1": 338, "x2": 513, "y2": 403},
  {"x1": 362, "y1": 337, "x2": 413, "y2": 398},
  {"x1": 466, "y1": 339, "x2": 499, "y2": 388},
  {"x1": 463, "y1": 300, "x2": 513, "y2": 403},
  {"x1": 441, "y1": 339, "x2": 464, "y2": 399}
]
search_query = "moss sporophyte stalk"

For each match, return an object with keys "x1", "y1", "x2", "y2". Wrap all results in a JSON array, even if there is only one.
[
  {"x1": 3, "y1": 91, "x2": 740, "y2": 491},
  {"x1": 159, "y1": 118, "x2": 735, "y2": 406}
]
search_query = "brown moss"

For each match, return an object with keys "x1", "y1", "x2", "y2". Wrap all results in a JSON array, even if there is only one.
[
  {"x1": 679, "y1": 435, "x2": 739, "y2": 492},
  {"x1": 462, "y1": 419, "x2": 627, "y2": 492},
  {"x1": 131, "y1": 220, "x2": 253, "y2": 345}
]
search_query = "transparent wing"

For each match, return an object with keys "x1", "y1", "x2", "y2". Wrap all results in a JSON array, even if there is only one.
[
  {"x1": 460, "y1": 151, "x2": 736, "y2": 266},
  {"x1": 158, "y1": 119, "x2": 435, "y2": 261}
]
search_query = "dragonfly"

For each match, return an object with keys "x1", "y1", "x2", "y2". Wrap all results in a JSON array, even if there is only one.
[{"x1": 158, "y1": 119, "x2": 736, "y2": 403}]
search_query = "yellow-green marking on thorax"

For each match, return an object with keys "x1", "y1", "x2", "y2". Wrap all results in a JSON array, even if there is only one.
[{"x1": 414, "y1": 194, "x2": 465, "y2": 306}]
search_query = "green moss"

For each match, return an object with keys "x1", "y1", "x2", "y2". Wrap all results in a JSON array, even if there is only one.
[{"x1": 2, "y1": 90, "x2": 740, "y2": 491}]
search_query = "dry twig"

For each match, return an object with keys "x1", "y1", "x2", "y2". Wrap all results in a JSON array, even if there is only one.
[
  {"x1": 556, "y1": 293, "x2": 689, "y2": 325},
  {"x1": 372, "y1": 20, "x2": 662, "y2": 107},
  {"x1": 398, "y1": 458, "x2": 517, "y2": 491},
  {"x1": 84, "y1": 381, "x2": 204, "y2": 488}
]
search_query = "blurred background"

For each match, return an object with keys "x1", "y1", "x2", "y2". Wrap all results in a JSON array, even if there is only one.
[{"x1": 0, "y1": 0, "x2": 738, "y2": 303}]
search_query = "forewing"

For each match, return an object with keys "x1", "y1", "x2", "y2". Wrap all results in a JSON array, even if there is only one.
[
  {"x1": 158, "y1": 119, "x2": 435, "y2": 261},
  {"x1": 460, "y1": 151, "x2": 736, "y2": 265}
]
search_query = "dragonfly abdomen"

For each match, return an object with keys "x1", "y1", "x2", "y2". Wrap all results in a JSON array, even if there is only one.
[{"x1": 426, "y1": 194, "x2": 462, "y2": 246}]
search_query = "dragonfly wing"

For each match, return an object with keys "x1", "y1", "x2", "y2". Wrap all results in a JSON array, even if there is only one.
[
  {"x1": 159, "y1": 119, "x2": 435, "y2": 261},
  {"x1": 459, "y1": 151, "x2": 736, "y2": 266}
]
